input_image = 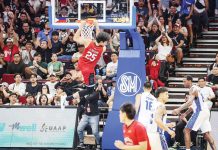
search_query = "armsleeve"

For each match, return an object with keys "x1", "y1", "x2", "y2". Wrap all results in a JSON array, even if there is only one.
[{"x1": 135, "y1": 124, "x2": 149, "y2": 143}]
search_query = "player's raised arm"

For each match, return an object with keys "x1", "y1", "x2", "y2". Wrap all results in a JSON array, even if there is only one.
[
  {"x1": 73, "y1": 21, "x2": 92, "y2": 47},
  {"x1": 172, "y1": 86, "x2": 198, "y2": 115}
]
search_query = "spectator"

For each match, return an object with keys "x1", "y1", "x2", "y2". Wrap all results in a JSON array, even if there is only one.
[
  {"x1": 5, "y1": 93, "x2": 20, "y2": 106},
  {"x1": 175, "y1": 19, "x2": 188, "y2": 49},
  {"x1": 193, "y1": 0, "x2": 209, "y2": 38},
  {"x1": 40, "y1": 6, "x2": 49, "y2": 24},
  {"x1": 106, "y1": 52, "x2": 118, "y2": 79},
  {"x1": 208, "y1": 67, "x2": 218, "y2": 86},
  {"x1": 7, "y1": 53, "x2": 28, "y2": 76},
  {"x1": 35, "y1": 38, "x2": 52, "y2": 63},
  {"x1": 111, "y1": 29, "x2": 120, "y2": 52},
  {"x1": 15, "y1": 11, "x2": 31, "y2": 32},
  {"x1": 51, "y1": 31, "x2": 63, "y2": 56},
  {"x1": 38, "y1": 94, "x2": 49, "y2": 106},
  {"x1": 32, "y1": 15, "x2": 43, "y2": 36},
  {"x1": 0, "y1": 82, "x2": 10, "y2": 100},
  {"x1": 155, "y1": 32, "x2": 173, "y2": 61},
  {"x1": 148, "y1": 23, "x2": 161, "y2": 48},
  {"x1": 26, "y1": 74, "x2": 41, "y2": 97},
  {"x1": 208, "y1": 53, "x2": 218, "y2": 76},
  {"x1": 70, "y1": 62, "x2": 84, "y2": 83},
  {"x1": 55, "y1": 72, "x2": 79, "y2": 96},
  {"x1": 45, "y1": 73, "x2": 59, "y2": 97},
  {"x1": 198, "y1": 77, "x2": 215, "y2": 109},
  {"x1": 5, "y1": 27, "x2": 19, "y2": 47},
  {"x1": 37, "y1": 22, "x2": 53, "y2": 41},
  {"x1": 95, "y1": 78, "x2": 108, "y2": 107},
  {"x1": 36, "y1": 84, "x2": 53, "y2": 105},
  {"x1": 48, "y1": 53, "x2": 64, "y2": 77},
  {"x1": 167, "y1": 5, "x2": 179, "y2": 25},
  {"x1": 147, "y1": 55, "x2": 165, "y2": 89},
  {"x1": 53, "y1": 86, "x2": 68, "y2": 106},
  {"x1": 180, "y1": 0, "x2": 194, "y2": 45},
  {"x1": 168, "y1": 23, "x2": 185, "y2": 67},
  {"x1": 60, "y1": 31, "x2": 78, "y2": 61},
  {"x1": 2, "y1": 38, "x2": 19, "y2": 63},
  {"x1": 21, "y1": 41, "x2": 36, "y2": 65},
  {"x1": 137, "y1": 0, "x2": 149, "y2": 17},
  {"x1": 28, "y1": 0, "x2": 42, "y2": 15},
  {"x1": 8, "y1": 73, "x2": 26, "y2": 96},
  {"x1": 71, "y1": 44, "x2": 84, "y2": 64},
  {"x1": 25, "y1": 94, "x2": 36, "y2": 106},
  {"x1": 71, "y1": 89, "x2": 101, "y2": 149},
  {"x1": 0, "y1": 52, "x2": 6, "y2": 78},
  {"x1": 28, "y1": 52, "x2": 48, "y2": 79},
  {"x1": 18, "y1": 22, "x2": 35, "y2": 46}
]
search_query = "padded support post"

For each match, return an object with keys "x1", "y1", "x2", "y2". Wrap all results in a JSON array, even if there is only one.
[{"x1": 102, "y1": 30, "x2": 146, "y2": 149}]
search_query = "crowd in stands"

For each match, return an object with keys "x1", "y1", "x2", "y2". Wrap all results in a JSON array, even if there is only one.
[{"x1": 0, "y1": 0, "x2": 217, "y2": 148}]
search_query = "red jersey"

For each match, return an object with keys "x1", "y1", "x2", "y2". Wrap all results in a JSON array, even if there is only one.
[
  {"x1": 123, "y1": 121, "x2": 151, "y2": 150},
  {"x1": 78, "y1": 41, "x2": 103, "y2": 72},
  {"x1": 3, "y1": 45, "x2": 19, "y2": 62}
]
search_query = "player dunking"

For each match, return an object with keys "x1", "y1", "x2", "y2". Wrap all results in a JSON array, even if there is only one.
[
  {"x1": 172, "y1": 75, "x2": 217, "y2": 150},
  {"x1": 154, "y1": 87, "x2": 176, "y2": 150},
  {"x1": 135, "y1": 81, "x2": 162, "y2": 150},
  {"x1": 73, "y1": 20, "x2": 110, "y2": 89}
]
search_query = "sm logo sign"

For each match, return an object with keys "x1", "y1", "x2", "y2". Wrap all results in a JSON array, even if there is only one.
[{"x1": 117, "y1": 72, "x2": 141, "y2": 96}]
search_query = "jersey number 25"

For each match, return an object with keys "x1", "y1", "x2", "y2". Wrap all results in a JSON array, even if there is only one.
[{"x1": 85, "y1": 51, "x2": 97, "y2": 62}]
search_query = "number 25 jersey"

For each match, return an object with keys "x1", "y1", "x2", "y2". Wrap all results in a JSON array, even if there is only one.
[{"x1": 78, "y1": 41, "x2": 103, "y2": 72}]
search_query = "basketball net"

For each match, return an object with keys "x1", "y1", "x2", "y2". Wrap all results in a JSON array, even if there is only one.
[{"x1": 80, "y1": 19, "x2": 95, "y2": 40}]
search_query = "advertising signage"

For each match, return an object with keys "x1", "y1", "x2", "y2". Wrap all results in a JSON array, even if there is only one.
[{"x1": 0, "y1": 107, "x2": 78, "y2": 148}]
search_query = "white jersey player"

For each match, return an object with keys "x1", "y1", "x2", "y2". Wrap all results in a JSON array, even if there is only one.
[
  {"x1": 135, "y1": 82, "x2": 174, "y2": 150},
  {"x1": 154, "y1": 87, "x2": 175, "y2": 150},
  {"x1": 173, "y1": 75, "x2": 217, "y2": 150}
]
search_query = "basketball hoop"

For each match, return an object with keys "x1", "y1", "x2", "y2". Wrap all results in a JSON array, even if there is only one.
[{"x1": 77, "y1": 19, "x2": 96, "y2": 40}]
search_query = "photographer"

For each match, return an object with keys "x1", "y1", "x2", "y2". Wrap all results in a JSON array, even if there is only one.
[
  {"x1": 95, "y1": 78, "x2": 107, "y2": 107},
  {"x1": 66, "y1": 88, "x2": 101, "y2": 150}
]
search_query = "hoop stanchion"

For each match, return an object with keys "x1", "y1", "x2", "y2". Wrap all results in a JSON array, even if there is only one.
[{"x1": 102, "y1": 30, "x2": 146, "y2": 149}]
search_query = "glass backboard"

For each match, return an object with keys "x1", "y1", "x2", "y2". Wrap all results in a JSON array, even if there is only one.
[{"x1": 49, "y1": 0, "x2": 136, "y2": 29}]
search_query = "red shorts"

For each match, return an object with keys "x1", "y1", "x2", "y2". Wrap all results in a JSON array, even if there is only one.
[
  {"x1": 78, "y1": 62, "x2": 95, "y2": 85},
  {"x1": 81, "y1": 70, "x2": 93, "y2": 85}
]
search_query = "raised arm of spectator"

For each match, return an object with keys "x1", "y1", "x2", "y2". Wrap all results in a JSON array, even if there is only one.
[
  {"x1": 167, "y1": 17, "x2": 173, "y2": 33},
  {"x1": 147, "y1": 17, "x2": 155, "y2": 30},
  {"x1": 73, "y1": 21, "x2": 92, "y2": 47},
  {"x1": 13, "y1": 30, "x2": 19, "y2": 47},
  {"x1": 155, "y1": 34, "x2": 162, "y2": 45},
  {"x1": 155, "y1": 17, "x2": 164, "y2": 32},
  {"x1": 205, "y1": 0, "x2": 209, "y2": 10},
  {"x1": 147, "y1": 0, "x2": 152, "y2": 17},
  {"x1": 158, "y1": 1, "x2": 162, "y2": 16},
  {"x1": 23, "y1": 10, "x2": 32, "y2": 23},
  {"x1": 165, "y1": 32, "x2": 173, "y2": 47},
  {"x1": 35, "y1": 37, "x2": 41, "y2": 48},
  {"x1": 47, "y1": 35, "x2": 52, "y2": 49}
]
